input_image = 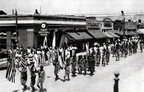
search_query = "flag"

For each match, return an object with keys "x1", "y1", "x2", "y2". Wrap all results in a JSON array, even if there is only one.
[
  {"x1": 59, "y1": 34, "x2": 68, "y2": 48},
  {"x1": 52, "y1": 31, "x2": 56, "y2": 49},
  {"x1": 86, "y1": 42, "x2": 89, "y2": 54},
  {"x1": 43, "y1": 36, "x2": 48, "y2": 48},
  {"x1": 6, "y1": 59, "x2": 16, "y2": 83}
]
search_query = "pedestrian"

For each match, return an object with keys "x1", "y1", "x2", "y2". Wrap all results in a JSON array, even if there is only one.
[
  {"x1": 29, "y1": 62, "x2": 37, "y2": 91},
  {"x1": 37, "y1": 65, "x2": 45, "y2": 90}
]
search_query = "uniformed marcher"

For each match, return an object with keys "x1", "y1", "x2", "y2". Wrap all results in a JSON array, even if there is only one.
[
  {"x1": 18, "y1": 50, "x2": 28, "y2": 91},
  {"x1": 71, "y1": 56, "x2": 77, "y2": 77},
  {"x1": 53, "y1": 51, "x2": 61, "y2": 81},
  {"x1": 88, "y1": 55, "x2": 95, "y2": 76},
  {"x1": 105, "y1": 45, "x2": 110, "y2": 65},
  {"x1": 63, "y1": 61, "x2": 70, "y2": 81},
  {"x1": 139, "y1": 38, "x2": 143, "y2": 53},
  {"x1": 29, "y1": 62, "x2": 37, "y2": 91},
  {"x1": 83, "y1": 55, "x2": 88, "y2": 75}
]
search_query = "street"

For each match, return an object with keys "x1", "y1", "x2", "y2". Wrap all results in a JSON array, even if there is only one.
[{"x1": 0, "y1": 49, "x2": 144, "y2": 92}]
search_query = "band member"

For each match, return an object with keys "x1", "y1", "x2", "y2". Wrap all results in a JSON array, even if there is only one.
[{"x1": 37, "y1": 65, "x2": 45, "y2": 90}]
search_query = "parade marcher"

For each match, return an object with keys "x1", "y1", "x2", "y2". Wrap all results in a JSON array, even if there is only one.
[
  {"x1": 37, "y1": 65, "x2": 45, "y2": 90},
  {"x1": 139, "y1": 38, "x2": 143, "y2": 53},
  {"x1": 77, "y1": 55, "x2": 83, "y2": 74},
  {"x1": 17, "y1": 50, "x2": 28, "y2": 91},
  {"x1": 53, "y1": 51, "x2": 61, "y2": 81},
  {"x1": 128, "y1": 39, "x2": 133, "y2": 56},
  {"x1": 88, "y1": 55, "x2": 95, "y2": 76},
  {"x1": 71, "y1": 55, "x2": 77, "y2": 77},
  {"x1": 96, "y1": 46, "x2": 101, "y2": 66},
  {"x1": 115, "y1": 41, "x2": 120, "y2": 61},
  {"x1": 105, "y1": 44, "x2": 110, "y2": 65},
  {"x1": 102, "y1": 43, "x2": 106, "y2": 66},
  {"x1": 29, "y1": 62, "x2": 37, "y2": 91},
  {"x1": 83, "y1": 55, "x2": 88, "y2": 75},
  {"x1": 63, "y1": 60, "x2": 70, "y2": 81}
]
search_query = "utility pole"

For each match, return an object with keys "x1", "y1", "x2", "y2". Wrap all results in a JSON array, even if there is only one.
[
  {"x1": 121, "y1": 11, "x2": 125, "y2": 36},
  {"x1": 15, "y1": 9, "x2": 18, "y2": 47}
]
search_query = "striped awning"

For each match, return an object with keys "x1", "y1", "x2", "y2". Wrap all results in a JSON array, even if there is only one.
[
  {"x1": 103, "y1": 32, "x2": 114, "y2": 38},
  {"x1": 108, "y1": 32, "x2": 120, "y2": 38},
  {"x1": 67, "y1": 32, "x2": 92, "y2": 40},
  {"x1": 88, "y1": 30, "x2": 107, "y2": 39},
  {"x1": 137, "y1": 29, "x2": 144, "y2": 34}
]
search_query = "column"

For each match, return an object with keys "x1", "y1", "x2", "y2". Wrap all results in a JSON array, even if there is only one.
[
  {"x1": 27, "y1": 29, "x2": 34, "y2": 48},
  {"x1": 6, "y1": 31, "x2": 11, "y2": 50}
]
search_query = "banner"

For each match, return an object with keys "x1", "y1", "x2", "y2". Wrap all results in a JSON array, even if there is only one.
[
  {"x1": 43, "y1": 36, "x2": 48, "y2": 48},
  {"x1": 52, "y1": 31, "x2": 56, "y2": 49}
]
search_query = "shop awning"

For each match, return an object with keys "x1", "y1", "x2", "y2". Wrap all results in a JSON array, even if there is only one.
[
  {"x1": 108, "y1": 32, "x2": 120, "y2": 38},
  {"x1": 67, "y1": 32, "x2": 92, "y2": 40},
  {"x1": 129, "y1": 31, "x2": 138, "y2": 35},
  {"x1": 67, "y1": 32, "x2": 83, "y2": 40},
  {"x1": 103, "y1": 32, "x2": 114, "y2": 38},
  {"x1": 77, "y1": 32, "x2": 93, "y2": 39},
  {"x1": 137, "y1": 29, "x2": 144, "y2": 34},
  {"x1": 87, "y1": 30, "x2": 107, "y2": 39}
]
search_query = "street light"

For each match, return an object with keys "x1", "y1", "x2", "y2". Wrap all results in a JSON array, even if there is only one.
[
  {"x1": 121, "y1": 11, "x2": 125, "y2": 36},
  {"x1": 15, "y1": 9, "x2": 18, "y2": 47}
]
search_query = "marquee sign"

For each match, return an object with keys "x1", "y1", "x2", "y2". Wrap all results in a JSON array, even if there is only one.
[{"x1": 38, "y1": 22, "x2": 49, "y2": 36}]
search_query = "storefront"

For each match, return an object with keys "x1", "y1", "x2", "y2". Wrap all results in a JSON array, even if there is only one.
[{"x1": 0, "y1": 14, "x2": 87, "y2": 54}]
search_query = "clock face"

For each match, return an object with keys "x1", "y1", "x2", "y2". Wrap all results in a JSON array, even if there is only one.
[{"x1": 41, "y1": 23, "x2": 47, "y2": 29}]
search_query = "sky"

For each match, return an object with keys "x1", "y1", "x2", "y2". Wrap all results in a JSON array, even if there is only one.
[{"x1": 0, "y1": 0, "x2": 144, "y2": 16}]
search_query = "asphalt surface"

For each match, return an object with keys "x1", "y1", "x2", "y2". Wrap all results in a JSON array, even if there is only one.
[{"x1": 0, "y1": 49, "x2": 144, "y2": 92}]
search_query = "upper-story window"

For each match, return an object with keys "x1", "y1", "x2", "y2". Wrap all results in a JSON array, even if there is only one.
[{"x1": 0, "y1": 32, "x2": 7, "y2": 37}]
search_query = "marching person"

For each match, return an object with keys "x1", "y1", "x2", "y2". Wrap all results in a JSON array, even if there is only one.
[
  {"x1": 63, "y1": 60, "x2": 70, "y2": 81},
  {"x1": 37, "y1": 65, "x2": 45, "y2": 90},
  {"x1": 88, "y1": 54, "x2": 95, "y2": 76},
  {"x1": 17, "y1": 49, "x2": 28, "y2": 91},
  {"x1": 105, "y1": 44, "x2": 110, "y2": 65},
  {"x1": 139, "y1": 38, "x2": 143, "y2": 53},
  {"x1": 71, "y1": 55, "x2": 77, "y2": 77},
  {"x1": 53, "y1": 51, "x2": 61, "y2": 81},
  {"x1": 29, "y1": 62, "x2": 37, "y2": 91}
]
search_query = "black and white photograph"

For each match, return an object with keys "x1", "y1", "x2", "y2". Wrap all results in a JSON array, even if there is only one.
[{"x1": 0, "y1": 0, "x2": 144, "y2": 92}]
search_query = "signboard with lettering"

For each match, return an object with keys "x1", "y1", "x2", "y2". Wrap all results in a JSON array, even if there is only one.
[
  {"x1": 38, "y1": 22, "x2": 49, "y2": 36},
  {"x1": 125, "y1": 22, "x2": 137, "y2": 29},
  {"x1": 86, "y1": 18, "x2": 100, "y2": 29}
]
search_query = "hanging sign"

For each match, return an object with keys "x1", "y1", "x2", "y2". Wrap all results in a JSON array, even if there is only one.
[{"x1": 38, "y1": 22, "x2": 49, "y2": 36}]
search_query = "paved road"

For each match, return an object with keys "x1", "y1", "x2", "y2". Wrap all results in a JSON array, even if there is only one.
[{"x1": 0, "y1": 50, "x2": 144, "y2": 92}]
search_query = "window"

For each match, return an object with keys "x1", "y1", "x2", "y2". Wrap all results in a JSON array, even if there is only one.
[{"x1": 0, "y1": 39, "x2": 7, "y2": 49}]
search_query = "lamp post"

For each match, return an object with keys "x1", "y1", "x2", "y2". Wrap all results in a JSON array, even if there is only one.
[
  {"x1": 15, "y1": 9, "x2": 18, "y2": 47},
  {"x1": 121, "y1": 11, "x2": 125, "y2": 36}
]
